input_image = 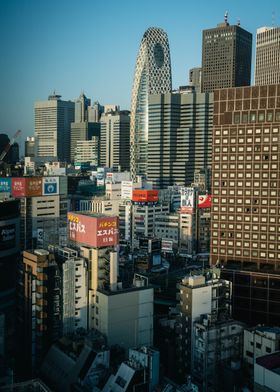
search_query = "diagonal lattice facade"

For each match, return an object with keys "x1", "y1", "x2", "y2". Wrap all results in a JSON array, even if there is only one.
[{"x1": 130, "y1": 27, "x2": 172, "y2": 181}]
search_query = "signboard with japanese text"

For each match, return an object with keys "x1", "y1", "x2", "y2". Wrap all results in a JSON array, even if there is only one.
[
  {"x1": 43, "y1": 177, "x2": 59, "y2": 195},
  {"x1": 132, "y1": 190, "x2": 159, "y2": 203},
  {"x1": 181, "y1": 187, "x2": 195, "y2": 208},
  {"x1": 68, "y1": 212, "x2": 119, "y2": 248},
  {"x1": 0, "y1": 178, "x2": 11, "y2": 193},
  {"x1": 11, "y1": 177, "x2": 42, "y2": 197},
  {"x1": 198, "y1": 194, "x2": 212, "y2": 209}
]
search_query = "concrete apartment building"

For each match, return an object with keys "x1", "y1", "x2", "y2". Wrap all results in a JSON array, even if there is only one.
[
  {"x1": 255, "y1": 26, "x2": 280, "y2": 86},
  {"x1": 210, "y1": 84, "x2": 280, "y2": 326},
  {"x1": 201, "y1": 14, "x2": 252, "y2": 93}
]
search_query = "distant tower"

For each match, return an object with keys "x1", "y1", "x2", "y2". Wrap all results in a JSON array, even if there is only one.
[
  {"x1": 201, "y1": 13, "x2": 252, "y2": 92},
  {"x1": 130, "y1": 27, "x2": 172, "y2": 181},
  {"x1": 255, "y1": 26, "x2": 280, "y2": 85},
  {"x1": 34, "y1": 93, "x2": 74, "y2": 162}
]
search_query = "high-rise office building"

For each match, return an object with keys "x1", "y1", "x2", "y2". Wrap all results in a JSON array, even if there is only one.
[
  {"x1": 201, "y1": 14, "x2": 252, "y2": 93},
  {"x1": 34, "y1": 93, "x2": 74, "y2": 162},
  {"x1": 74, "y1": 92, "x2": 91, "y2": 123},
  {"x1": 100, "y1": 109, "x2": 130, "y2": 171},
  {"x1": 70, "y1": 121, "x2": 100, "y2": 163},
  {"x1": 255, "y1": 26, "x2": 280, "y2": 86},
  {"x1": 210, "y1": 84, "x2": 280, "y2": 325},
  {"x1": 189, "y1": 67, "x2": 202, "y2": 92},
  {"x1": 18, "y1": 249, "x2": 61, "y2": 377},
  {"x1": 147, "y1": 92, "x2": 213, "y2": 188},
  {"x1": 130, "y1": 27, "x2": 172, "y2": 180},
  {"x1": 88, "y1": 101, "x2": 104, "y2": 123},
  {"x1": 25, "y1": 136, "x2": 35, "y2": 158}
]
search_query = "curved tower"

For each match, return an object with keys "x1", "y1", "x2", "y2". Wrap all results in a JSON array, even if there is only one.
[{"x1": 130, "y1": 27, "x2": 172, "y2": 180}]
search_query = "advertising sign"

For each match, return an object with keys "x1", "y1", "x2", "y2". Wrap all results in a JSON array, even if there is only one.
[
  {"x1": 12, "y1": 177, "x2": 42, "y2": 197},
  {"x1": 0, "y1": 178, "x2": 11, "y2": 193},
  {"x1": 0, "y1": 224, "x2": 16, "y2": 250},
  {"x1": 198, "y1": 194, "x2": 212, "y2": 209},
  {"x1": 68, "y1": 212, "x2": 119, "y2": 248},
  {"x1": 121, "y1": 181, "x2": 133, "y2": 200},
  {"x1": 180, "y1": 206, "x2": 194, "y2": 214},
  {"x1": 181, "y1": 187, "x2": 195, "y2": 208},
  {"x1": 161, "y1": 240, "x2": 173, "y2": 253},
  {"x1": 43, "y1": 177, "x2": 59, "y2": 195},
  {"x1": 132, "y1": 190, "x2": 159, "y2": 203}
]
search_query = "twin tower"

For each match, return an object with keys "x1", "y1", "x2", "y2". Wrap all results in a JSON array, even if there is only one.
[{"x1": 130, "y1": 27, "x2": 172, "y2": 181}]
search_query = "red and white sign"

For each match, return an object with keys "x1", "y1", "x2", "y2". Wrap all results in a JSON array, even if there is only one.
[
  {"x1": 198, "y1": 194, "x2": 212, "y2": 209},
  {"x1": 12, "y1": 177, "x2": 42, "y2": 197},
  {"x1": 132, "y1": 190, "x2": 159, "y2": 203},
  {"x1": 68, "y1": 212, "x2": 119, "y2": 248}
]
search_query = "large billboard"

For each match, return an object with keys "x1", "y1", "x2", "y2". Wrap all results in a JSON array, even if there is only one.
[
  {"x1": 181, "y1": 187, "x2": 195, "y2": 208},
  {"x1": 132, "y1": 190, "x2": 159, "y2": 203},
  {"x1": 68, "y1": 212, "x2": 119, "y2": 248},
  {"x1": 12, "y1": 177, "x2": 42, "y2": 197},
  {"x1": 43, "y1": 177, "x2": 59, "y2": 195},
  {"x1": 198, "y1": 194, "x2": 212, "y2": 209},
  {"x1": 0, "y1": 178, "x2": 11, "y2": 193}
]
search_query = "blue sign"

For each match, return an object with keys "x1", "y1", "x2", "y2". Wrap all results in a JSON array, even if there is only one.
[
  {"x1": 44, "y1": 182, "x2": 57, "y2": 194},
  {"x1": 0, "y1": 178, "x2": 11, "y2": 193}
]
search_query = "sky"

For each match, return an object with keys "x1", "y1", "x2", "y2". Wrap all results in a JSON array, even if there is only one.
[{"x1": 0, "y1": 0, "x2": 279, "y2": 148}]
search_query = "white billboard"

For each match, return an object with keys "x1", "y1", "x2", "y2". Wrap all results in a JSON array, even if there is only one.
[{"x1": 181, "y1": 187, "x2": 195, "y2": 208}]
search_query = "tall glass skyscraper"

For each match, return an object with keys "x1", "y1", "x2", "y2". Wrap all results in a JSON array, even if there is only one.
[{"x1": 130, "y1": 27, "x2": 172, "y2": 180}]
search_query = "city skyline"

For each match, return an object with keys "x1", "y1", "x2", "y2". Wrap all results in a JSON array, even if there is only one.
[{"x1": 0, "y1": 0, "x2": 279, "y2": 143}]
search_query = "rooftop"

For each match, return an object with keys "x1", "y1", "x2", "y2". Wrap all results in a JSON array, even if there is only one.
[{"x1": 256, "y1": 352, "x2": 280, "y2": 374}]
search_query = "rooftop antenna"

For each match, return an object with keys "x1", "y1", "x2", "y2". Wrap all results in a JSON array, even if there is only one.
[
  {"x1": 237, "y1": 17, "x2": 240, "y2": 26},
  {"x1": 272, "y1": 10, "x2": 275, "y2": 27},
  {"x1": 224, "y1": 11, "x2": 228, "y2": 25}
]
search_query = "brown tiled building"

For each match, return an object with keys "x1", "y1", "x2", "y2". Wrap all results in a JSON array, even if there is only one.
[{"x1": 210, "y1": 84, "x2": 280, "y2": 325}]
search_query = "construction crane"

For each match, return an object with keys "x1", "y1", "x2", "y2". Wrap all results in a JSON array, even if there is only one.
[{"x1": 0, "y1": 129, "x2": 21, "y2": 163}]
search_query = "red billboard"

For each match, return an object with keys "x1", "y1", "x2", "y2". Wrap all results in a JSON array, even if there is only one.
[
  {"x1": 68, "y1": 212, "x2": 119, "y2": 248},
  {"x1": 198, "y1": 194, "x2": 212, "y2": 209},
  {"x1": 12, "y1": 177, "x2": 42, "y2": 197},
  {"x1": 132, "y1": 190, "x2": 159, "y2": 203}
]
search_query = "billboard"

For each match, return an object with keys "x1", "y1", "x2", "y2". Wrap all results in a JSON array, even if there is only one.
[
  {"x1": 121, "y1": 181, "x2": 133, "y2": 200},
  {"x1": 0, "y1": 224, "x2": 16, "y2": 251},
  {"x1": 0, "y1": 178, "x2": 11, "y2": 193},
  {"x1": 12, "y1": 177, "x2": 42, "y2": 197},
  {"x1": 161, "y1": 240, "x2": 173, "y2": 253},
  {"x1": 132, "y1": 190, "x2": 159, "y2": 203},
  {"x1": 198, "y1": 194, "x2": 212, "y2": 209},
  {"x1": 43, "y1": 177, "x2": 59, "y2": 195},
  {"x1": 68, "y1": 212, "x2": 119, "y2": 248},
  {"x1": 181, "y1": 187, "x2": 195, "y2": 208},
  {"x1": 180, "y1": 206, "x2": 194, "y2": 214}
]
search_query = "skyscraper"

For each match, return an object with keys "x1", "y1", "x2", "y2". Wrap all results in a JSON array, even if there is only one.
[
  {"x1": 130, "y1": 27, "x2": 172, "y2": 180},
  {"x1": 255, "y1": 26, "x2": 280, "y2": 86},
  {"x1": 100, "y1": 109, "x2": 130, "y2": 171},
  {"x1": 201, "y1": 14, "x2": 252, "y2": 93},
  {"x1": 34, "y1": 93, "x2": 74, "y2": 162},
  {"x1": 147, "y1": 91, "x2": 213, "y2": 188},
  {"x1": 210, "y1": 84, "x2": 280, "y2": 325}
]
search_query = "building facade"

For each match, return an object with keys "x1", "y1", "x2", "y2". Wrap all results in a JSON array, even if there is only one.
[
  {"x1": 147, "y1": 92, "x2": 213, "y2": 188},
  {"x1": 201, "y1": 16, "x2": 252, "y2": 93},
  {"x1": 100, "y1": 110, "x2": 130, "y2": 171},
  {"x1": 34, "y1": 93, "x2": 74, "y2": 162},
  {"x1": 130, "y1": 27, "x2": 172, "y2": 180},
  {"x1": 255, "y1": 26, "x2": 280, "y2": 86}
]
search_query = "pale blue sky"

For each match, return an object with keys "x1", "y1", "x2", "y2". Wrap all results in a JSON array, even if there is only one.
[{"x1": 0, "y1": 0, "x2": 279, "y2": 145}]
